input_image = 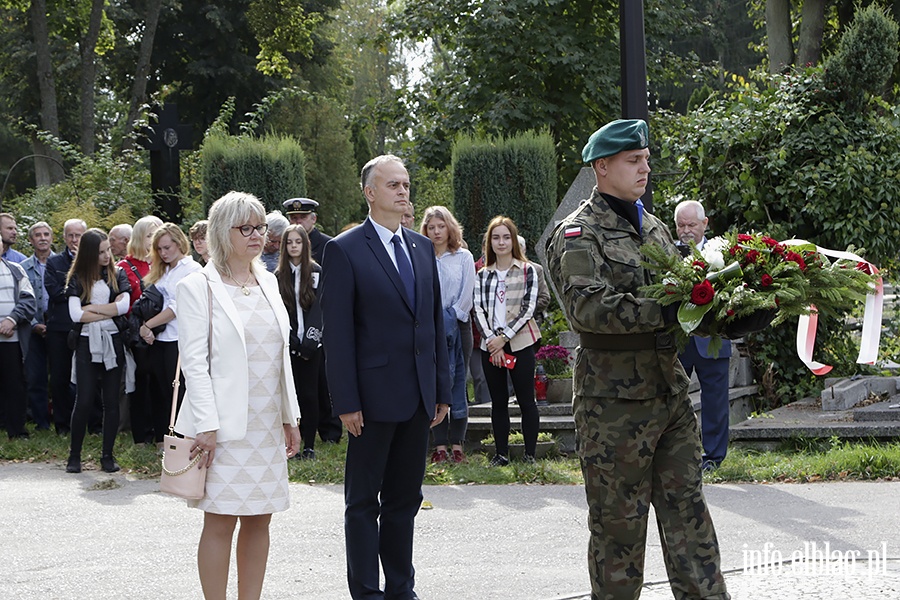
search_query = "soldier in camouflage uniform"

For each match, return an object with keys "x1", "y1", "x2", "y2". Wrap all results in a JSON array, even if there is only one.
[{"x1": 545, "y1": 119, "x2": 730, "y2": 600}]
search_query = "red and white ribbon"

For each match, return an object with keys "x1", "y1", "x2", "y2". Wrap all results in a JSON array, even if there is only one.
[{"x1": 782, "y1": 240, "x2": 883, "y2": 374}]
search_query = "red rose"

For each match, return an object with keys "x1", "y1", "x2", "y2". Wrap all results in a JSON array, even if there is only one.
[
  {"x1": 856, "y1": 261, "x2": 873, "y2": 275},
  {"x1": 737, "y1": 234, "x2": 753, "y2": 242},
  {"x1": 729, "y1": 245, "x2": 738, "y2": 256},
  {"x1": 692, "y1": 260, "x2": 707, "y2": 269},
  {"x1": 773, "y1": 245, "x2": 785, "y2": 255},
  {"x1": 761, "y1": 274, "x2": 773, "y2": 287},
  {"x1": 761, "y1": 236, "x2": 778, "y2": 247},
  {"x1": 786, "y1": 251, "x2": 807, "y2": 271},
  {"x1": 726, "y1": 309, "x2": 735, "y2": 316},
  {"x1": 690, "y1": 280, "x2": 715, "y2": 305},
  {"x1": 745, "y1": 249, "x2": 760, "y2": 264}
]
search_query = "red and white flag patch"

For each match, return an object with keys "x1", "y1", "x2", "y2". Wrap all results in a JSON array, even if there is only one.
[{"x1": 564, "y1": 226, "x2": 582, "y2": 238}]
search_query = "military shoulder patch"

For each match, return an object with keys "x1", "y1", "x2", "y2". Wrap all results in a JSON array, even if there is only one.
[{"x1": 564, "y1": 226, "x2": 582, "y2": 238}]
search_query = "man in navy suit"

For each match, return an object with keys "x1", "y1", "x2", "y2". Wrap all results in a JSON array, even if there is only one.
[
  {"x1": 321, "y1": 154, "x2": 450, "y2": 600},
  {"x1": 674, "y1": 200, "x2": 732, "y2": 470}
]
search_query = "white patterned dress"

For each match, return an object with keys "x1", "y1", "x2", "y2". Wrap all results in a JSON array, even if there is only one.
[{"x1": 189, "y1": 285, "x2": 290, "y2": 515}]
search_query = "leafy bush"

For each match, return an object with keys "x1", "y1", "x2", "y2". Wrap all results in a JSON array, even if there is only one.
[
  {"x1": 201, "y1": 133, "x2": 307, "y2": 214},
  {"x1": 7, "y1": 141, "x2": 153, "y2": 246},
  {"x1": 452, "y1": 129, "x2": 556, "y2": 254},
  {"x1": 652, "y1": 8, "x2": 900, "y2": 406}
]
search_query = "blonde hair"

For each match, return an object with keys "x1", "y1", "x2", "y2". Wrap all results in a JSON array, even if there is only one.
[
  {"x1": 207, "y1": 191, "x2": 267, "y2": 268},
  {"x1": 127, "y1": 215, "x2": 163, "y2": 260},
  {"x1": 420, "y1": 205, "x2": 463, "y2": 253},
  {"x1": 145, "y1": 223, "x2": 190, "y2": 284}
]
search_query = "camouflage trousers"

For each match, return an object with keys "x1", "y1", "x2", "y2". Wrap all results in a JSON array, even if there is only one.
[{"x1": 573, "y1": 391, "x2": 730, "y2": 600}]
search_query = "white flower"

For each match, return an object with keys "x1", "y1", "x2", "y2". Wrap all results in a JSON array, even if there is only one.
[{"x1": 700, "y1": 243, "x2": 726, "y2": 270}]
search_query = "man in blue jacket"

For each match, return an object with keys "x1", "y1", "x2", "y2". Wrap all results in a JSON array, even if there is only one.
[
  {"x1": 20, "y1": 222, "x2": 55, "y2": 431},
  {"x1": 674, "y1": 199, "x2": 733, "y2": 470},
  {"x1": 321, "y1": 154, "x2": 450, "y2": 600}
]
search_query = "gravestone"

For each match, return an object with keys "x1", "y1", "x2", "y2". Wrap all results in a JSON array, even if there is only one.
[
  {"x1": 141, "y1": 103, "x2": 193, "y2": 224},
  {"x1": 536, "y1": 166, "x2": 595, "y2": 306}
]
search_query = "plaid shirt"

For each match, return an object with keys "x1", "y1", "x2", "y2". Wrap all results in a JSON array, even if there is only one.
[{"x1": 473, "y1": 258, "x2": 540, "y2": 352}]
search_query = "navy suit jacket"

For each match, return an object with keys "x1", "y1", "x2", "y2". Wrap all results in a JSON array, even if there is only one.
[
  {"x1": 321, "y1": 218, "x2": 451, "y2": 422},
  {"x1": 44, "y1": 249, "x2": 75, "y2": 332}
]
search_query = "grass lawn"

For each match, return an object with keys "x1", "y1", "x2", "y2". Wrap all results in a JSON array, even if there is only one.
[{"x1": 3, "y1": 428, "x2": 900, "y2": 486}]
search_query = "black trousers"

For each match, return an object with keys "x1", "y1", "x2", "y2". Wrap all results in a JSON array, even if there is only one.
[
  {"x1": 24, "y1": 332, "x2": 51, "y2": 429},
  {"x1": 148, "y1": 341, "x2": 183, "y2": 443},
  {"x1": 129, "y1": 345, "x2": 154, "y2": 443},
  {"x1": 344, "y1": 405, "x2": 430, "y2": 600},
  {"x1": 46, "y1": 330, "x2": 75, "y2": 432},
  {"x1": 70, "y1": 335, "x2": 123, "y2": 458},
  {"x1": 0, "y1": 342, "x2": 28, "y2": 437},
  {"x1": 482, "y1": 343, "x2": 539, "y2": 457},
  {"x1": 291, "y1": 350, "x2": 321, "y2": 450}
]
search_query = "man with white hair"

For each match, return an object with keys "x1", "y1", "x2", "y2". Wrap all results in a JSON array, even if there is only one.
[
  {"x1": 262, "y1": 210, "x2": 289, "y2": 272},
  {"x1": 108, "y1": 224, "x2": 132, "y2": 262},
  {"x1": 674, "y1": 199, "x2": 732, "y2": 471},
  {"x1": 21, "y1": 222, "x2": 55, "y2": 431},
  {"x1": 45, "y1": 218, "x2": 87, "y2": 434}
]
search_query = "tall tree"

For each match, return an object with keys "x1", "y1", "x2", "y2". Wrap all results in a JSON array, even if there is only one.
[
  {"x1": 29, "y1": 0, "x2": 64, "y2": 184},
  {"x1": 121, "y1": 0, "x2": 164, "y2": 151},
  {"x1": 78, "y1": 0, "x2": 104, "y2": 155},
  {"x1": 766, "y1": 0, "x2": 794, "y2": 72}
]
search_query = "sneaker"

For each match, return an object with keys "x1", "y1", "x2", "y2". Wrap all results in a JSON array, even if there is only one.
[
  {"x1": 298, "y1": 448, "x2": 316, "y2": 460},
  {"x1": 431, "y1": 449, "x2": 449, "y2": 464},
  {"x1": 489, "y1": 454, "x2": 509, "y2": 467},
  {"x1": 451, "y1": 449, "x2": 467, "y2": 464}
]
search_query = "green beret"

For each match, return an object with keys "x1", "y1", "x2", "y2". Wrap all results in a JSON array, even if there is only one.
[{"x1": 582, "y1": 119, "x2": 649, "y2": 163}]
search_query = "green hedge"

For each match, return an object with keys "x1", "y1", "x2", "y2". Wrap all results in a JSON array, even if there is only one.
[
  {"x1": 201, "y1": 134, "x2": 307, "y2": 213},
  {"x1": 452, "y1": 130, "x2": 556, "y2": 255}
]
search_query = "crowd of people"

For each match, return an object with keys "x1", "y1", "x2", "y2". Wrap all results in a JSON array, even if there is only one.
[{"x1": 0, "y1": 186, "x2": 552, "y2": 467}]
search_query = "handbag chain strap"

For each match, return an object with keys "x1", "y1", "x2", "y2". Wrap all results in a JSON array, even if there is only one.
[{"x1": 161, "y1": 450, "x2": 203, "y2": 476}]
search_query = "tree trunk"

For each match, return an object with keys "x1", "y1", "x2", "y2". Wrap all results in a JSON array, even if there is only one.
[
  {"x1": 122, "y1": 0, "x2": 164, "y2": 152},
  {"x1": 79, "y1": 0, "x2": 105, "y2": 155},
  {"x1": 797, "y1": 0, "x2": 826, "y2": 67},
  {"x1": 766, "y1": 0, "x2": 794, "y2": 73},
  {"x1": 30, "y1": 0, "x2": 64, "y2": 184}
]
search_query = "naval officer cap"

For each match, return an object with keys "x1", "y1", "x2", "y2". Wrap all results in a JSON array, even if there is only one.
[
  {"x1": 582, "y1": 119, "x2": 649, "y2": 163},
  {"x1": 282, "y1": 198, "x2": 319, "y2": 215}
]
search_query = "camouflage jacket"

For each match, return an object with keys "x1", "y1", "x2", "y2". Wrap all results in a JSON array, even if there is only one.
[{"x1": 546, "y1": 187, "x2": 690, "y2": 399}]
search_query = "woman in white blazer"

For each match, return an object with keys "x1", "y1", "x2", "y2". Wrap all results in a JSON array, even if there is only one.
[{"x1": 175, "y1": 191, "x2": 301, "y2": 600}]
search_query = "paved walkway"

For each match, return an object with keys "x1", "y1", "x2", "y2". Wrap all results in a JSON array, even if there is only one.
[{"x1": 3, "y1": 462, "x2": 900, "y2": 599}]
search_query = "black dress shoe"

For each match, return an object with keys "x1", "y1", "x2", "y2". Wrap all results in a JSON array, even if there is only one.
[
  {"x1": 66, "y1": 456, "x2": 82, "y2": 473},
  {"x1": 100, "y1": 456, "x2": 120, "y2": 473}
]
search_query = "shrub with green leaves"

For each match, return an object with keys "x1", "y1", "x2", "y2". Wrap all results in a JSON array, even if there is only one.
[
  {"x1": 452, "y1": 130, "x2": 556, "y2": 254},
  {"x1": 7, "y1": 142, "x2": 153, "y2": 246},
  {"x1": 651, "y1": 7, "x2": 900, "y2": 406},
  {"x1": 201, "y1": 133, "x2": 307, "y2": 214}
]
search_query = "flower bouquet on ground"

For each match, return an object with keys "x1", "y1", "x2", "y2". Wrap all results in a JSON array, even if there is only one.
[
  {"x1": 640, "y1": 232, "x2": 878, "y2": 357},
  {"x1": 535, "y1": 345, "x2": 571, "y2": 377}
]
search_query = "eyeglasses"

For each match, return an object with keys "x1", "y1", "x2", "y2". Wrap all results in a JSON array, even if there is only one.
[{"x1": 232, "y1": 224, "x2": 269, "y2": 237}]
